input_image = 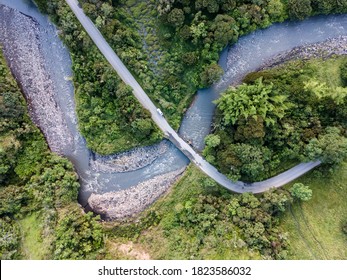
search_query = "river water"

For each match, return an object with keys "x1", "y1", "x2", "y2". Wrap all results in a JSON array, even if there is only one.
[{"x1": 0, "y1": 0, "x2": 346, "y2": 206}]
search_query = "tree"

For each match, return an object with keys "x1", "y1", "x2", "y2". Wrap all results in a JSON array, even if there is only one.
[
  {"x1": 210, "y1": 14, "x2": 238, "y2": 46},
  {"x1": 54, "y1": 207, "x2": 104, "y2": 260},
  {"x1": 230, "y1": 143, "x2": 271, "y2": 181},
  {"x1": 304, "y1": 127, "x2": 347, "y2": 165},
  {"x1": 340, "y1": 62, "x2": 347, "y2": 86},
  {"x1": 287, "y1": 0, "x2": 312, "y2": 20},
  {"x1": 26, "y1": 155, "x2": 80, "y2": 209},
  {"x1": 216, "y1": 78, "x2": 291, "y2": 126},
  {"x1": 101, "y1": 3, "x2": 113, "y2": 17},
  {"x1": 182, "y1": 51, "x2": 198, "y2": 65},
  {"x1": 311, "y1": 0, "x2": 333, "y2": 14},
  {"x1": 179, "y1": 25, "x2": 192, "y2": 41},
  {"x1": 157, "y1": 0, "x2": 175, "y2": 15},
  {"x1": 200, "y1": 63, "x2": 223, "y2": 88},
  {"x1": 167, "y1": 8, "x2": 185, "y2": 28},
  {"x1": 290, "y1": 183, "x2": 312, "y2": 201},
  {"x1": 195, "y1": 0, "x2": 221, "y2": 13},
  {"x1": 234, "y1": 116, "x2": 265, "y2": 144},
  {"x1": 0, "y1": 91, "x2": 25, "y2": 119},
  {"x1": 205, "y1": 134, "x2": 221, "y2": 148},
  {"x1": 34, "y1": 0, "x2": 48, "y2": 12},
  {"x1": 0, "y1": 185, "x2": 29, "y2": 216},
  {"x1": 190, "y1": 12, "x2": 208, "y2": 44},
  {"x1": 261, "y1": 190, "x2": 290, "y2": 214},
  {"x1": 267, "y1": 0, "x2": 286, "y2": 22},
  {"x1": 0, "y1": 217, "x2": 21, "y2": 259},
  {"x1": 95, "y1": 16, "x2": 105, "y2": 28},
  {"x1": 304, "y1": 79, "x2": 347, "y2": 105},
  {"x1": 131, "y1": 118, "x2": 154, "y2": 139},
  {"x1": 221, "y1": 0, "x2": 237, "y2": 12},
  {"x1": 215, "y1": 143, "x2": 272, "y2": 181}
]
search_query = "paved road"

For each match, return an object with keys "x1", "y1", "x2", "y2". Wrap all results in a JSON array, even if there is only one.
[{"x1": 65, "y1": 0, "x2": 321, "y2": 193}]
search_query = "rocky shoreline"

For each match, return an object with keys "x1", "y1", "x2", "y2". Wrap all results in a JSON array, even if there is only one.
[
  {"x1": 90, "y1": 140, "x2": 169, "y2": 173},
  {"x1": 0, "y1": 5, "x2": 74, "y2": 154},
  {"x1": 88, "y1": 167, "x2": 186, "y2": 220},
  {"x1": 258, "y1": 36, "x2": 347, "y2": 70}
]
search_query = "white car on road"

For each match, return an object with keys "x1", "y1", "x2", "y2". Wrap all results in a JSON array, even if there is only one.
[{"x1": 156, "y1": 108, "x2": 164, "y2": 116}]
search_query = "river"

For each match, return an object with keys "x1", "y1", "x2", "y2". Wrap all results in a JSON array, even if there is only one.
[{"x1": 0, "y1": 0, "x2": 346, "y2": 209}]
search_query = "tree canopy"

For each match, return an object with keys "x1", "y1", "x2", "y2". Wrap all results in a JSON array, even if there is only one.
[
  {"x1": 216, "y1": 78, "x2": 291, "y2": 126},
  {"x1": 290, "y1": 183, "x2": 313, "y2": 202}
]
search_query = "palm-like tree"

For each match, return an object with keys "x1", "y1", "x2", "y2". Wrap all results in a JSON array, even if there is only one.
[{"x1": 216, "y1": 78, "x2": 291, "y2": 127}]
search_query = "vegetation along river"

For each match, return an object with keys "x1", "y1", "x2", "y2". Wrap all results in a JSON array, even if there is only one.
[{"x1": 0, "y1": 0, "x2": 346, "y2": 216}]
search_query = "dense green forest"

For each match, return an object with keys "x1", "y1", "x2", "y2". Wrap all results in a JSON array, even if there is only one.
[
  {"x1": 203, "y1": 57, "x2": 347, "y2": 181},
  {"x1": 0, "y1": 49, "x2": 103, "y2": 259}
]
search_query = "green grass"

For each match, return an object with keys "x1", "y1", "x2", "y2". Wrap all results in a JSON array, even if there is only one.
[
  {"x1": 281, "y1": 163, "x2": 347, "y2": 259},
  {"x1": 19, "y1": 213, "x2": 50, "y2": 260},
  {"x1": 310, "y1": 56, "x2": 346, "y2": 87}
]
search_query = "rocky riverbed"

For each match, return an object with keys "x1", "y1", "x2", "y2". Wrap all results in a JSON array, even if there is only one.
[
  {"x1": 88, "y1": 167, "x2": 186, "y2": 220},
  {"x1": 0, "y1": 5, "x2": 74, "y2": 154},
  {"x1": 259, "y1": 36, "x2": 347, "y2": 70},
  {"x1": 90, "y1": 140, "x2": 169, "y2": 173}
]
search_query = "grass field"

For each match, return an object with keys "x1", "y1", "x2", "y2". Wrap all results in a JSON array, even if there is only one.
[
  {"x1": 19, "y1": 213, "x2": 51, "y2": 259},
  {"x1": 310, "y1": 56, "x2": 346, "y2": 87},
  {"x1": 281, "y1": 163, "x2": 347, "y2": 259}
]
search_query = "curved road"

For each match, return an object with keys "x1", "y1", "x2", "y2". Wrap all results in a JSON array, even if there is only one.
[{"x1": 65, "y1": 0, "x2": 321, "y2": 193}]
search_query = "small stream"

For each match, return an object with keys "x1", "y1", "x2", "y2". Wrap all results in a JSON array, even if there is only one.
[{"x1": 0, "y1": 0, "x2": 346, "y2": 207}]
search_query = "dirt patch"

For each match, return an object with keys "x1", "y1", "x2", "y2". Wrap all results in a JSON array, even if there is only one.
[{"x1": 117, "y1": 241, "x2": 151, "y2": 260}]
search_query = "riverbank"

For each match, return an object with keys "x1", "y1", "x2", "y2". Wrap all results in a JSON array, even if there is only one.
[
  {"x1": 259, "y1": 36, "x2": 347, "y2": 70},
  {"x1": 0, "y1": 4, "x2": 74, "y2": 154},
  {"x1": 88, "y1": 167, "x2": 186, "y2": 220},
  {"x1": 90, "y1": 140, "x2": 169, "y2": 173}
]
